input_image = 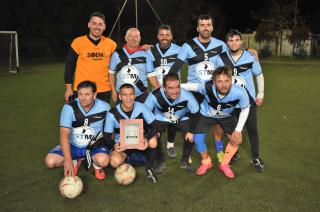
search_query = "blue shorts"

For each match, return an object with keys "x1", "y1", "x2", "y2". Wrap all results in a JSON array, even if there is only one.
[{"x1": 49, "y1": 144, "x2": 110, "y2": 160}]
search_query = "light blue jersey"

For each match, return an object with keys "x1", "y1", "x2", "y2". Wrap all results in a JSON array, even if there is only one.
[
  {"x1": 149, "y1": 43, "x2": 181, "y2": 84},
  {"x1": 60, "y1": 99, "x2": 111, "y2": 148},
  {"x1": 144, "y1": 87, "x2": 199, "y2": 123},
  {"x1": 177, "y1": 37, "x2": 228, "y2": 83},
  {"x1": 198, "y1": 81, "x2": 249, "y2": 119},
  {"x1": 109, "y1": 48, "x2": 155, "y2": 97},
  {"x1": 104, "y1": 102, "x2": 155, "y2": 143},
  {"x1": 215, "y1": 50, "x2": 262, "y2": 98}
]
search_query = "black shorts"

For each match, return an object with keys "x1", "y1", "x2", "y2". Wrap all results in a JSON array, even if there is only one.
[
  {"x1": 157, "y1": 118, "x2": 193, "y2": 134},
  {"x1": 194, "y1": 115, "x2": 237, "y2": 135}
]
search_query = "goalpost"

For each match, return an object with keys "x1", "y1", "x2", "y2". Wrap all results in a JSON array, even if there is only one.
[{"x1": 0, "y1": 31, "x2": 20, "y2": 74}]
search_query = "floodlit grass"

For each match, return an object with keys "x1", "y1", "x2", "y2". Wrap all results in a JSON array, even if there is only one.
[{"x1": 0, "y1": 58, "x2": 319, "y2": 211}]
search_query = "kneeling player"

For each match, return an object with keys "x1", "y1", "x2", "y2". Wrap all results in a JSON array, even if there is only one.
[
  {"x1": 192, "y1": 66, "x2": 250, "y2": 178},
  {"x1": 104, "y1": 84, "x2": 160, "y2": 183},
  {"x1": 45, "y1": 81, "x2": 111, "y2": 180},
  {"x1": 144, "y1": 73, "x2": 199, "y2": 173}
]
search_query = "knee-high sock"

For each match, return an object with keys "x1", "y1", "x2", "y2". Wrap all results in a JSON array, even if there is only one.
[
  {"x1": 167, "y1": 125, "x2": 176, "y2": 144},
  {"x1": 221, "y1": 143, "x2": 239, "y2": 165},
  {"x1": 156, "y1": 136, "x2": 165, "y2": 164},
  {"x1": 193, "y1": 133, "x2": 207, "y2": 153},
  {"x1": 181, "y1": 140, "x2": 194, "y2": 162},
  {"x1": 146, "y1": 148, "x2": 157, "y2": 169}
]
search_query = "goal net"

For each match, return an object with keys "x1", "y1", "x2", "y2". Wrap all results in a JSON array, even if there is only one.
[{"x1": 0, "y1": 31, "x2": 20, "y2": 73}]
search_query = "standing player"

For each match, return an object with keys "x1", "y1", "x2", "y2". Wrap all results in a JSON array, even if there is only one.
[
  {"x1": 104, "y1": 84, "x2": 161, "y2": 183},
  {"x1": 191, "y1": 66, "x2": 250, "y2": 178},
  {"x1": 145, "y1": 73, "x2": 199, "y2": 173},
  {"x1": 214, "y1": 29, "x2": 265, "y2": 171},
  {"x1": 64, "y1": 12, "x2": 117, "y2": 103},
  {"x1": 109, "y1": 28, "x2": 159, "y2": 104},
  {"x1": 45, "y1": 81, "x2": 111, "y2": 180},
  {"x1": 149, "y1": 24, "x2": 183, "y2": 161},
  {"x1": 169, "y1": 15, "x2": 228, "y2": 162}
]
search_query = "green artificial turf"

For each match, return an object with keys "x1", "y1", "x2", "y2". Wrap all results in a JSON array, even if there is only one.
[{"x1": 0, "y1": 58, "x2": 319, "y2": 211}]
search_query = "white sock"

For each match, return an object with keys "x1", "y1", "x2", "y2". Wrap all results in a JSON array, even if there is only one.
[{"x1": 167, "y1": 141, "x2": 174, "y2": 149}]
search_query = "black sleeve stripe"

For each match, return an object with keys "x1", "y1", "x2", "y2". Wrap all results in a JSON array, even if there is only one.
[{"x1": 64, "y1": 47, "x2": 78, "y2": 84}]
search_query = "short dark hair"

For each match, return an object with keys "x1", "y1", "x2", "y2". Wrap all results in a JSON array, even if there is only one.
[
  {"x1": 212, "y1": 66, "x2": 232, "y2": 80},
  {"x1": 197, "y1": 14, "x2": 214, "y2": 27},
  {"x1": 120, "y1": 83, "x2": 135, "y2": 92},
  {"x1": 77, "y1": 80, "x2": 97, "y2": 93},
  {"x1": 158, "y1": 24, "x2": 172, "y2": 33},
  {"x1": 163, "y1": 73, "x2": 180, "y2": 87},
  {"x1": 89, "y1": 11, "x2": 105, "y2": 22},
  {"x1": 226, "y1": 29, "x2": 242, "y2": 41}
]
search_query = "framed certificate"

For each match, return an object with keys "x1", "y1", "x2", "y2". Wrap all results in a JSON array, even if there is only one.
[{"x1": 119, "y1": 119, "x2": 144, "y2": 149}]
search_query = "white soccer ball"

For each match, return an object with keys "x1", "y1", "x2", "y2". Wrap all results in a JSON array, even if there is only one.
[
  {"x1": 59, "y1": 176, "x2": 83, "y2": 198},
  {"x1": 114, "y1": 164, "x2": 136, "y2": 185}
]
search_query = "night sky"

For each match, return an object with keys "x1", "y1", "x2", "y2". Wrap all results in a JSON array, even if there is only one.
[{"x1": 0, "y1": 0, "x2": 318, "y2": 58}]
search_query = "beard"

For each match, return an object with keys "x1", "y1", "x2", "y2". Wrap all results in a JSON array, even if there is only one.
[
  {"x1": 199, "y1": 30, "x2": 211, "y2": 39},
  {"x1": 160, "y1": 40, "x2": 170, "y2": 49}
]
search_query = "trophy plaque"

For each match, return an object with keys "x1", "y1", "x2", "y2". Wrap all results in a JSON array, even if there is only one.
[{"x1": 119, "y1": 119, "x2": 144, "y2": 149}]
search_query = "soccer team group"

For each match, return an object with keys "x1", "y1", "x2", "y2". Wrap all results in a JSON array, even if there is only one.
[{"x1": 44, "y1": 11, "x2": 265, "y2": 183}]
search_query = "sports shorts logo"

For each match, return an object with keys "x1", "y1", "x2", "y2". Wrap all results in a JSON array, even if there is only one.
[
  {"x1": 119, "y1": 65, "x2": 140, "y2": 84},
  {"x1": 195, "y1": 61, "x2": 215, "y2": 81}
]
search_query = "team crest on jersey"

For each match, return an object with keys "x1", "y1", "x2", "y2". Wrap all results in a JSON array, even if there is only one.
[
  {"x1": 155, "y1": 66, "x2": 170, "y2": 84},
  {"x1": 232, "y1": 76, "x2": 247, "y2": 88},
  {"x1": 119, "y1": 65, "x2": 140, "y2": 84},
  {"x1": 208, "y1": 108, "x2": 228, "y2": 118},
  {"x1": 164, "y1": 112, "x2": 179, "y2": 123},
  {"x1": 73, "y1": 126, "x2": 96, "y2": 147},
  {"x1": 195, "y1": 61, "x2": 215, "y2": 81}
]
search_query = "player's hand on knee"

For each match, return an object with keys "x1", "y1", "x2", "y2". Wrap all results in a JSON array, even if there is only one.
[
  {"x1": 185, "y1": 132, "x2": 194, "y2": 143},
  {"x1": 147, "y1": 136, "x2": 157, "y2": 149},
  {"x1": 231, "y1": 131, "x2": 242, "y2": 146}
]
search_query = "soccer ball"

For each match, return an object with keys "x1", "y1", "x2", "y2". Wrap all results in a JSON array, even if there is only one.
[
  {"x1": 59, "y1": 176, "x2": 83, "y2": 198},
  {"x1": 114, "y1": 163, "x2": 136, "y2": 185}
]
